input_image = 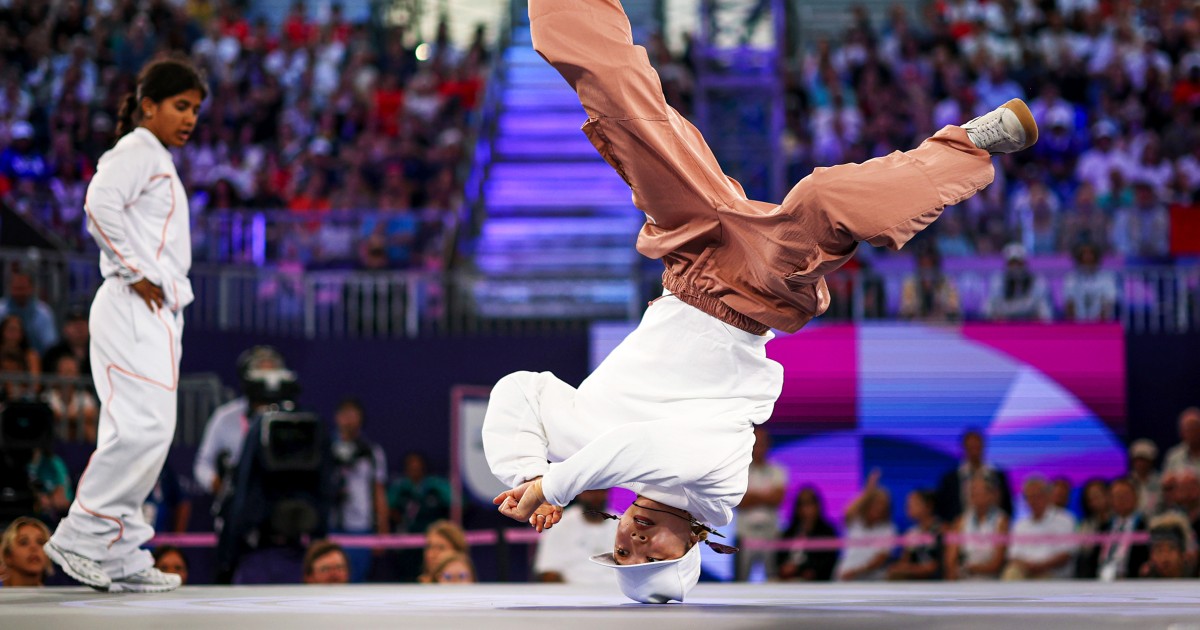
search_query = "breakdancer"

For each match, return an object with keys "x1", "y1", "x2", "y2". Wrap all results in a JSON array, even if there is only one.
[{"x1": 485, "y1": 0, "x2": 1036, "y2": 603}]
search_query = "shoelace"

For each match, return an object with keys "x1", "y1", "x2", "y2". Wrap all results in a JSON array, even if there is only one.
[{"x1": 968, "y1": 112, "x2": 1010, "y2": 147}]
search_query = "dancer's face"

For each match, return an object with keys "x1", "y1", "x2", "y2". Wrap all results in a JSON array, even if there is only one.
[
  {"x1": 142, "y1": 88, "x2": 203, "y2": 148},
  {"x1": 612, "y1": 499, "x2": 696, "y2": 565}
]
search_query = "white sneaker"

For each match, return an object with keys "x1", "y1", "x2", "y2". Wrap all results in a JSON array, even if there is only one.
[
  {"x1": 962, "y1": 98, "x2": 1039, "y2": 154},
  {"x1": 45, "y1": 541, "x2": 111, "y2": 591},
  {"x1": 109, "y1": 567, "x2": 182, "y2": 593}
]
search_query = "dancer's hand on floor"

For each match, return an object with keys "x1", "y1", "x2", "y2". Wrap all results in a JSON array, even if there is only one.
[{"x1": 494, "y1": 478, "x2": 563, "y2": 532}]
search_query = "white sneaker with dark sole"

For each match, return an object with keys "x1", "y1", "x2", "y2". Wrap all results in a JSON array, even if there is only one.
[
  {"x1": 109, "y1": 567, "x2": 183, "y2": 593},
  {"x1": 44, "y1": 541, "x2": 111, "y2": 591},
  {"x1": 962, "y1": 98, "x2": 1039, "y2": 154}
]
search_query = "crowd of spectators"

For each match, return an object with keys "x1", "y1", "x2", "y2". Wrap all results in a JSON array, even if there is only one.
[
  {"x1": 0, "y1": 0, "x2": 489, "y2": 270},
  {"x1": 650, "y1": 0, "x2": 1199, "y2": 262},
  {"x1": 752, "y1": 407, "x2": 1200, "y2": 583}
]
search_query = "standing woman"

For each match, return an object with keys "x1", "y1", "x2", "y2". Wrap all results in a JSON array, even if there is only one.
[{"x1": 45, "y1": 57, "x2": 206, "y2": 593}]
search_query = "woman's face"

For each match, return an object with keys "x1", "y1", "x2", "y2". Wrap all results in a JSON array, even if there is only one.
[
  {"x1": 143, "y1": 88, "x2": 204, "y2": 148},
  {"x1": 4, "y1": 525, "x2": 48, "y2": 580},
  {"x1": 906, "y1": 493, "x2": 929, "y2": 521},
  {"x1": 797, "y1": 491, "x2": 820, "y2": 523},
  {"x1": 1085, "y1": 483, "x2": 1110, "y2": 516},
  {"x1": 865, "y1": 493, "x2": 890, "y2": 524},
  {"x1": 424, "y1": 532, "x2": 454, "y2": 571},
  {"x1": 612, "y1": 500, "x2": 694, "y2": 565},
  {"x1": 435, "y1": 558, "x2": 474, "y2": 584},
  {"x1": 969, "y1": 480, "x2": 994, "y2": 512}
]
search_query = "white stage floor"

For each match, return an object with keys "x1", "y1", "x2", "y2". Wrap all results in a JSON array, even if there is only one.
[{"x1": 3, "y1": 582, "x2": 1199, "y2": 629}]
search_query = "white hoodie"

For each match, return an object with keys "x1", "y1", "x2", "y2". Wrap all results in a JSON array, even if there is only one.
[
  {"x1": 483, "y1": 294, "x2": 784, "y2": 527},
  {"x1": 85, "y1": 127, "x2": 193, "y2": 311}
]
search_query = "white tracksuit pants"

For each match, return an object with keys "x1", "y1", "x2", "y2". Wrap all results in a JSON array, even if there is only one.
[{"x1": 50, "y1": 279, "x2": 182, "y2": 579}]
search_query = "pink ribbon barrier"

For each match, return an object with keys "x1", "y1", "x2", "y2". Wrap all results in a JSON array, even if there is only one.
[
  {"x1": 739, "y1": 531, "x2": 1152, "y2": 552},
  {"x1": 152, "y1": 528, "x2": 545, "y2": 549}
]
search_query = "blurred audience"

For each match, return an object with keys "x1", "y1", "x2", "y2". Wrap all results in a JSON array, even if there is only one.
[
  {"x1": 330, "y1": 397, "x2": 389, "y2": 583},
  {"x1": 419, "y1": 520, "x2": 468, "y2": 584},
  {"x1": 533, "y1": 489, "x2": 617, "y2": 584},
  {"x1": 777, "y1": 486, "x2": 839, "y2": 582},
  {"x1": 935, "y1": 429, "x2": 1013, "y2": 523},
  {"x1": 899, "y1": 246, "x2": 961, "y2": 322},
  {"x1": 1096, "y1": 478, "x2": 1150, "y2": 581},
  {"x1": 153, "y1": 545, "x2": 190, "y2": 585},
  {"x1": 1075, "y1": 478, "x2": 1111, "y2": 578},
  {"x1": 984, "y1": 244, "x2": 1052, "y2": 322},
  {"x1": 1163, "y1": 407, "x2": 1200, "y2": 478},
  {"x1": 735, "y1": 426, "x2": 787, "y2": 581},
  {"x1": 1062, "y1": 243, "x2": 1118, "y2": 322},
  {"x1": 945, "y1": 474, "x2": 1008, "y2": 581},
  {"x1": 1003, "y1": 476, "x2": 1077, "y2": 580},
  {"x1": 430, "y1": 552, "x2": 475, "y2": 584},
  {"x1": 0, "y1": 315, "x2": 41, "y2": 380},
  {"x1": 41, "y1": 354, "x2": 96, "y2": 442},
  {"x1": 887, "y1": 490, "x2": 943, "y2": 581},
  {"x1": 834, "y1": 471, "x2": 895, "y2": 581},
  {"x1": 1128, "y1": 439, "x2": 1162, "y2": 516},
  {"x1": 1050, "y1": 476, "x2": 1073, "y2": 512},
  {"x1": 303, "y1": 539, "x2": 350, "y2": 585},
  {"x1": 1140, "y1": 513, "x2": 1196, "y2": 579},
  {"x1": 0, "y1": 272, "x2": 57, "y2": 354},
  {"x1": 0, "y1": 516, "x2": 50, "y2": 587},
  {"x1": 40, "y1": 305, "x2": 90, "y2": 378}
]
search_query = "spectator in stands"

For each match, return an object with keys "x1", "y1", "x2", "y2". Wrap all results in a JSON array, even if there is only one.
[
  {"x1": 1128, "y1": 439, "x2": 1162, "y2": 516},
  {"x1": 1111, "y1": 181, "x2": 1170, "y2": 259},
  {"x1": 0, "y1": 272, "x2": 57, "y2": 354},
  {"x1": 0, "y1": 350, "x2": 30, "y2": 402},
  {"x1": 1051, "y1": 476, "x2": 1073, "y2": 512},
  {"x1": 0, "y1": 517, "x2": 50, "y2": 587},
  {"x1": 899, "y1": 246, "x2": 961, "y2": 322},
  {"x1": 0, "y1": 121, "x2": 48, "y2": 184},
  {"x1": 0, "y1": 316, "x2": 43, "y2": 381},
  {"x1": 389, "y1": 452, "x2": 451, "y2": 535},
  {"x1": 152, "y1": 545, "x2": 189, "y2": 585},
  {"x1": 945, "y1": 474, "x2": 1009, "y2": 581},
  {"x1": 1074, "y1": 121, "x2": 1122, "y2": 196},
  {"x1": 735, "y1": 426, "x2": 787, "y2": 581},
  {"x1": 1058, "y1": 184, "x2": 1110, "y2": 254},
  {"x1": 303, "y1": 540, "x2": 350, "y2": 585},
  {"x1": 935, "y1": 429, "x2": 1013, "y2": 523},
  {"x1": 1012, "y1": 181, "x2": 1061, "y2": 256},
  {"x1": 419, "y1": 520, "x2": 468, "y2": 584},
  {"x1": 42, "y1": 354, "x2": 97, "y2": 442},
  {"x1": 1075, "y1": 478, "x2": 1112, "y2": 578},
  {"x1": 887, "y1": 490, "x2": 943, "y2": 581},
  {"x1": 1164, "y1": 469, "x2": 1200, "y2": 549},
  {"x1": 1096, "y1": 478, "x2": 1150, "y2": 581},
  {"x1": 1003, "y1": 476, "x2": 1077, "y2": 580},
  {"x1": 534, "y1": 489, "x2": 617, "y2": 584},
  {"x1": 1062, "y1": 243, "x2": 1118, "y2": 322},
  {"x1": 330, "y1": 397, "x2": 389, "y2": 582},
  {"x1": 143, "y1": 464, "x2": 191, "y2": 535},
  {"x1": 984, "y1": 244, "x2": 1052, "y2": 322},
  {"x1": 835, "y1": 471, "x2": 895, "y2": 581},
  {"x1": 30, "y1": 442, "x2": 73, "y2": 527},
  {"x1": 1163, "y1": 407, "x2": 1200, "y2": 478},
  {"x1": 1140, "y1": 513, "x2": 1195, "y2": 579},
  {"x1": 41, "y1": 305, "x2": 89, "y2": 378},
  {"x1": 777, "y1": 486, "x2": 838, "y2": 582},
  {"x1": 430, "y1": 553, "x2": 475, "y2": 584}
]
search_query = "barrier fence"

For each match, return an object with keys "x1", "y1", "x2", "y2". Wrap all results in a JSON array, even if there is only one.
[
  {"x1": 149, "y1": 530, "x2": 1152, "y2": 550},
  {"x1": 3, "y1": 247, "x2": 1198, "y2": 336}
]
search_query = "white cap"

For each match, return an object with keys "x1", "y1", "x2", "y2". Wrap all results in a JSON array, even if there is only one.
[
  {"x1": 1129, "y1": 439, "x2": 1158, "y2": 461},
  {"x1": 1002, "y1": 242, "x2": 1027, "y2": 262},
  {"x1": 590, "y1": 542, "x2": 702, "y2": 604}
]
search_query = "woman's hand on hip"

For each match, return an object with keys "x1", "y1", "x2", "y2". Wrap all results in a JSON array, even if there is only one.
[{"x1": 131, "y1": 279, "x2": 165, "y2": 312}]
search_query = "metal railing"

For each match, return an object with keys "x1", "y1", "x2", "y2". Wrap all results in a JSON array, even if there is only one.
[
  {"x1": 3, "y1": 248, "x2": 1199, "y2": 337},
  {"x1": 0, "y1": 373, "x2": 231, "y2": 447}
]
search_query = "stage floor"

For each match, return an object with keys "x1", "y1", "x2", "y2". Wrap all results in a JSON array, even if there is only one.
[{"x1": 3, "y1": 582, "x2": 1199, "y2": 629}]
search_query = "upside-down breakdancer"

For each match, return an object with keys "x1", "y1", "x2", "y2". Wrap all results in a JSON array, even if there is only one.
[{"x1": 485, "y1": 0, "x2": 1037, "y2": 603}]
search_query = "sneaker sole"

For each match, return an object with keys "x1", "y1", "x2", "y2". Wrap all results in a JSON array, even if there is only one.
[
  {"x1": 109, "y1": 581, "x2": 181, "y2": 594},
  {"x1": 1001, "y1": 98, "x2": 1039, "y2": 149},
  {"x1": 44, "y1": 542, "x2": 111, "y2": 592}
]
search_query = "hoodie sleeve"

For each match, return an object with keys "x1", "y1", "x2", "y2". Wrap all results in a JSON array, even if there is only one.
[{"x1": 84, "y1": 147, "x2": 155, "y2": 284}]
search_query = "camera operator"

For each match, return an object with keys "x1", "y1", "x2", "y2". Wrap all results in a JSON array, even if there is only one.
[
  {"x1": 214, "y1": 364, "x2": 335, "y2": 584},
  {"x1": 330, "y1": 397, "x2": 389, "y2": 582},
  {"x1": 194, "y1": 347, "x2": 285, "y2": 524}
]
